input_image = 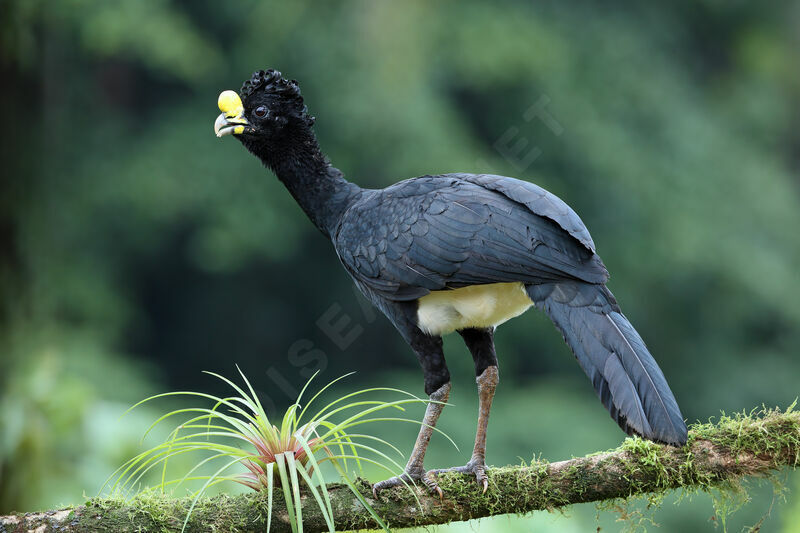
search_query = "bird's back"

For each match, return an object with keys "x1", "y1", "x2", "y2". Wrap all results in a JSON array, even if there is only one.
[{"x1": 334, "y1": 174, "x2": 609, "y2": 302}]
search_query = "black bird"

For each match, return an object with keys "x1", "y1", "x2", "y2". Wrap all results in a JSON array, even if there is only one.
[{"x1": 214, "y1": 69, "x2": 687, "y2": 495}]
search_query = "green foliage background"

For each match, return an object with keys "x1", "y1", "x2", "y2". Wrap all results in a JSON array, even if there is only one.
[{"x1": 1, "y1": 1, "x2": 799, "y2": 531}]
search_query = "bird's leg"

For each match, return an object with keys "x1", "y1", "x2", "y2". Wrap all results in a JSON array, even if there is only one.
[
  {"x1": 372, "y1": 382, "x2": 450, "y2": 497},
  {"x1": 373, "y1": 331, "x2": 451, "y2": 497},
  {"x1": 469, "y1": 365, "x2": 498, "y2": 489},
  {"x1": 403, "y1": 382, "x2": 451, "y2": 480},
  {"x1": 430, "y1": 327, "x2": 498, "y2": 492}
]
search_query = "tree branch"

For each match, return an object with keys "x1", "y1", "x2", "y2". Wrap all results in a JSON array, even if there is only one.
[{"x1": 2, "y1": 408, "x2": 798, "y2": 532}]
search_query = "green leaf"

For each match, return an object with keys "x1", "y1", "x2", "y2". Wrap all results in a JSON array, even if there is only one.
[{"x1": 274, "y1": 453, "x2": 298, "y2": 533}]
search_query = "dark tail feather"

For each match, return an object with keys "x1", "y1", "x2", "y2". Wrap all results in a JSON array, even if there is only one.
[{"x1": 527, "y1": 281, "x2": 687, "y2": 446}]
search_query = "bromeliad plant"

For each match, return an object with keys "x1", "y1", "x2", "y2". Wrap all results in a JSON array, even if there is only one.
[{"x1": 105, "y1": 368, "x2": 450, "y2": 532}]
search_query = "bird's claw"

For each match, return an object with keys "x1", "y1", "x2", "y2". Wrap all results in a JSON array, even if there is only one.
[
  {"x1": 373, "y1": 461, "x2": 489, "y2": 498},
  {"x1": 423, "y1": 471, "x2": 443, "y2": 499},
  {"x1": 429, "y1": 460, "x2": 489, "y2": 493},
  {"x1": 372, "y1": 473, "x2": 411, "y2": 498},
  {"x1": 372, "y1": 468, "x2": 443, "y2": 498}
]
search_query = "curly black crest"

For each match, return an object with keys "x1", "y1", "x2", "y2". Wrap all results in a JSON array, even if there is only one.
[{"x1": 241, "y1": 69, "x2": 315, "y2": 127}]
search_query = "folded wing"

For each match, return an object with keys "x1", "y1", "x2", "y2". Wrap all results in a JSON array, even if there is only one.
[{"x1": 335, "y1": 174, "x2": 608, "y2": 300}]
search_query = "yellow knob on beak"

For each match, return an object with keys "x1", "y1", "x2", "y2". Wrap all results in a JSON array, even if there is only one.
[
  {"x1": 218, "y1": 90, "x2": 244, "y2": 117},
  {"x1": 214, "y1": 90, "x2": 250, "y2": 138}
]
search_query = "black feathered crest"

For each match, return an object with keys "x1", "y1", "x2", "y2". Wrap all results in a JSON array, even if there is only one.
[{"x1": 241, "y1": 69, "x2": 315, "y2": 127}]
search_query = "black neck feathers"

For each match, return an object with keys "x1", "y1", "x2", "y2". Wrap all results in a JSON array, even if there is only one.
[{"x1": 243, "y1": 126, "x2": 361, "y2": 237}]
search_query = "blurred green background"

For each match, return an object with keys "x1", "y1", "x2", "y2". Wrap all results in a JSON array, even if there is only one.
[{"x1": 2, "y1": 1, "x2": 799, "y2": 531}]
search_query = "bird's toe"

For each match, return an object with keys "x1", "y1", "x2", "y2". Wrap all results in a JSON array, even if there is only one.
[
  {"x1": 423, "y1": 471, "x2": 443, "y2": 499},
  {"x1": 473, "y1": 464, "x2": 488, "y2": 493},
  {"x1": 374, "y1": 462, "x2": 490, "y2": 498},
  {"x1": 430, "y1": 460, "x2": 490, "y2": 493},
  {"x1": 372, "y1": 468, "x2": 427, "y2": 498}
]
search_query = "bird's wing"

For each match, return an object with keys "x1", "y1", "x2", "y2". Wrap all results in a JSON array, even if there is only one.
[
  {"x1": 449, "y1": 173, "x2": 597, "y2": 253},
  {"x1": 335, "y1": 175, "x2": 609, "y2": 301}
]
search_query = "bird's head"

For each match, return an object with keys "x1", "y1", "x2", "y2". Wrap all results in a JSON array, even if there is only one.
[{"x1": 214, "y1": 69, "x2": 316, "y2": 159}]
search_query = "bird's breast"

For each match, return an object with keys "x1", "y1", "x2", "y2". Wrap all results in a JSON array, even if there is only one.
[{"x1": 416, "y1": 282, "x2": 533, "y2": 336}]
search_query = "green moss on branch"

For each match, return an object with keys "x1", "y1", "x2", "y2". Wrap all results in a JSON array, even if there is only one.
[{"x1": 2, "y1": 407, "x2": 798, "y2": 532}]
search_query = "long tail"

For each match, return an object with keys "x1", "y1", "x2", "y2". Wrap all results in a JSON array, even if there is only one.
[{"x1": 527, "y1": 281, "x2": 687, "y2": 446}]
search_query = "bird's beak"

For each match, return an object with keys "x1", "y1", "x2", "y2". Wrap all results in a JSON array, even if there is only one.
[{"x1": 214, "y1": 90, "x2": 252, "y2": 138}]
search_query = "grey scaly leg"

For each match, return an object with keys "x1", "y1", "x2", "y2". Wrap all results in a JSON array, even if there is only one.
[
  {"x1": 373, "y1": 330, "x2": 451, "y2": 497},
  {"x1": 429, "y1": 328, "x2": 499, "y2": 492}
]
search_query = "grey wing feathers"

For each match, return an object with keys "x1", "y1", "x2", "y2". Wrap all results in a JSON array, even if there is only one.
[
  {"x1": 335, "y1": 174, "x2": 608, "y2": 301},
  {"x1": 449, "y1": 173, "x2": 597, "y2": 253}
]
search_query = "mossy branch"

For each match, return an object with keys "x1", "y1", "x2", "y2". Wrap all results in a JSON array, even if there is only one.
[{"x1": 2, "y1": 407, "x2": 798, "y2": 533}]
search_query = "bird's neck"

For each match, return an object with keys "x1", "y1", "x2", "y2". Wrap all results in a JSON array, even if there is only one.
[{"x1": 252, "y1": 130, "x2": 362, "y2": 237}]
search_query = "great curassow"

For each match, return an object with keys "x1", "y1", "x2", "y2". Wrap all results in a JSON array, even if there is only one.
[{"x1": 213, "y1": 69, "x2": 687, "y2": 496}]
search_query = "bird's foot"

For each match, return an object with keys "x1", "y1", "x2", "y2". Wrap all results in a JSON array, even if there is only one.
[
  {"x1": 372, "y1": 466, "x2": 442, "y2": 498},
  {"x1": 429, "y1": 459, "x2": 489, "y2": 493}
]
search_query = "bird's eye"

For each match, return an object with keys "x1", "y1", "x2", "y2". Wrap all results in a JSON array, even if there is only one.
[{"x1": 254, "y1": 106, "x2": 268, "y2": 118}]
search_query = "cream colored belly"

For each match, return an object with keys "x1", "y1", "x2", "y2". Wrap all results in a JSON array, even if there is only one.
[{"x1": 416, "y1": 282, "x2": 533, "y2": 336}]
